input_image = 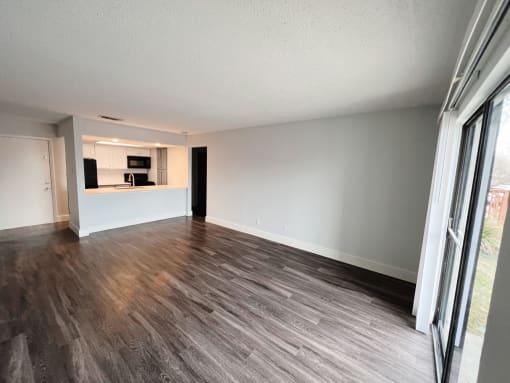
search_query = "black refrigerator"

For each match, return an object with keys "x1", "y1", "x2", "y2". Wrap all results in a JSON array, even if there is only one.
[{"x1": 84, "y1": 158, "x2": 98, "y2": 189}]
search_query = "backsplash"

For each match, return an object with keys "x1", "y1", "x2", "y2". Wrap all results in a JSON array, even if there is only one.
[{"x1": 97, "y1": 169, "x2": 147, "y2": 186}]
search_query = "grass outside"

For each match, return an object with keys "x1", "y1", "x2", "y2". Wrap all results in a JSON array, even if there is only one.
[
  {"x1": 466, "y1": 218, "x2": 502, "y2": 337},
  {"x1": 466, "y1": 252, "x2": 498, "y2": 336}
]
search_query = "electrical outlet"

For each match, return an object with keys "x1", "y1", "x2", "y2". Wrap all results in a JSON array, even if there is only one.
[
  {"x1": 256, "y1": 218, "x2": 262, "y2": 225},
  {"x1": 283, "y1": 224, "x2": 289, "y2": 232}
]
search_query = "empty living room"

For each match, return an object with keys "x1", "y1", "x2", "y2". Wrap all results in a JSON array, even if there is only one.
[{"x1": 1, "y1": 1, "x2": 510, "y2": 382}]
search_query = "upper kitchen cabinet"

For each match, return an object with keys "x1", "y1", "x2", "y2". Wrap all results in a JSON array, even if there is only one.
[
  {"x1": 83, "y1": 143, "x2": 96, "y2": 158},
  {"x1": 95, "y1": 144, "x2": 113, "y2": 169},
  {"x1": 95, "y1": 145, "x2": 127, "y2": 169},
  {"x1": 127, "y1": 148, "x2": 151, "y2": 157},
  {"x1": 111, "y1": 147, "x2": 127, "y2": 169},
  {"x1": 87, "y1": 144, "x2": 151, "y2": 169}
]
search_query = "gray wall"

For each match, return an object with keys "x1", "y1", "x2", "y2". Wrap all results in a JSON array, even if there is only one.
[
  {"x1": 79, "y1": 118, "x2": 187, "y2": 146},
  {"x1": 189, "y1": 106, "x2": 439, "y2": 282},
  {"x1": 51, "y1": 136, "x2": 68, "y2": 220},
  {"x1": 56, "y1": 117, "x2": 80, "y2": 229},
  {"x1": 0, "y1": 114, "x2": 56, "y2": 138}
]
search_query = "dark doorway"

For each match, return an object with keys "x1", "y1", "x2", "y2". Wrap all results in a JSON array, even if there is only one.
[{"x1": 191, "y1": 147, "x2": 207, "y2": 217}]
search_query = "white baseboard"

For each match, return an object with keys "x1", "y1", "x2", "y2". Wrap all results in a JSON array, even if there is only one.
[
  {"x1": 68, "y1": 221, "x2": 89, "y2": 237},
  {"x1": 55, "y1": 214, "x2": 69, "y2": 223},
  {"x1": 206, "y1": 216, "x2": 417, "y2": 283}
]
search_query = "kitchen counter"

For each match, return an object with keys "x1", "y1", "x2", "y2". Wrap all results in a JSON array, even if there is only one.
[
  {"x1": 79, "y1": 185, "x2": 188, "y2": 236},
  {"x1": 85, "y1": 185, "x2": 187, "y2": 194}
]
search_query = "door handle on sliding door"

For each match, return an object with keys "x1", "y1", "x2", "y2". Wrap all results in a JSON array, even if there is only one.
[{"x1": 447, "y1": 218, "x2": 462, "y2": 247}]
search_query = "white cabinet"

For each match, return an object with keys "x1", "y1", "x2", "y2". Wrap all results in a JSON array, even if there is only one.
[
  {"x1": 95, "y1": 145, "x2": 112, "y2": 169},
  {"x1": 83, "y1": 143, "x2": 96, "y2": 158},
  {"x1": 94, "y1": 144, "x2": 148, "y2": 169},
  {"x1": 125, "y1": 148, "x2": 150, "y2": 157},
  {"x1": 96, "y1": 146, "x2": 128, "y2": 169},
  {"x1": 111, "y1": 147, "x2": 127, "y2": 169}
]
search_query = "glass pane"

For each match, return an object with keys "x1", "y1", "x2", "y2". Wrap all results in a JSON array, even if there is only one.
[
  {"x1": 448, "y1": 85, "x2": 510, "y2": 383},
  {"x1": 452, "y1": 120, "x2": 483, "y2": 236},
  {"x1": 437, "y1": 117, "x2": 483, "y2": 352},
  {"x1": 438, "y1": 238, "x2": 463, "y2": 348}
]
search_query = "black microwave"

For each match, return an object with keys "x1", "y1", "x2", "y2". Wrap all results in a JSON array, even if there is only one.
[{"x1": 127, "y1": 156, "x2": 151, "y2": 169}]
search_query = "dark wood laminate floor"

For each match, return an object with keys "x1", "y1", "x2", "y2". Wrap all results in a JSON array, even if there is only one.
[{"x1": 0, "y1": 217, "x2": 434, "y2": 383}]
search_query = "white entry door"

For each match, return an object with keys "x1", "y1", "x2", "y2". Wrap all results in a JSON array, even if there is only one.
[{"x1": 0, "y1": 137, "x2": 54, "y2": 230}]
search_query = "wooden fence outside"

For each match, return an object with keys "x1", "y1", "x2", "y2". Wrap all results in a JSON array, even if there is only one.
[{"x1": 486, "y1": 188, "x2": 510, "y2": 225}]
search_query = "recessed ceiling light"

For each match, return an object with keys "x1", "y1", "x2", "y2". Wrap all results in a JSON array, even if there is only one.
[
  {"x1": 98, "y1": 115, "x2": 123, "y2": 122},
  {"x1": 96, "y1": 141, "x2": 142, "y2": 147},
  {"x1": 112, "y1": 138, "x2": 119, "y2": 143},
  {"x1": 155, "y1": 143, "x2": 161, "y2": 146}
]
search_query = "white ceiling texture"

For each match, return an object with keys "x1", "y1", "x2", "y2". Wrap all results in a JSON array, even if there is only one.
[{"x1": 0, "y1": 0, "x2": 476, "y2": 133}]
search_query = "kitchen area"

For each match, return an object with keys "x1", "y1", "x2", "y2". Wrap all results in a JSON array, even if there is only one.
[
  {"x1": 55, "y1": 115, "x2": 190, "y2": 237},
  {"x1": 75, "y1": 132, "x2": 189, "y2": 236},
  {"x1": 82, "y1": 135, "x2": 187, "y2": 193}
]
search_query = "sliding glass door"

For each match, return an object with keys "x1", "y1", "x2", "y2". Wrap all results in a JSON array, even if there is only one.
[
  {"x1": 432, "y1": 78, "x2": 510, "y2": 382},
  {"x1": 433, "y1": 114, "x2": 483, "y2": 363}
]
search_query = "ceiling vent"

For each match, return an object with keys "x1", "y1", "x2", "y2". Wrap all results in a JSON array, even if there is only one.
[{"x1": 98, "y1": 115, "x2": 123, "y2": 122}]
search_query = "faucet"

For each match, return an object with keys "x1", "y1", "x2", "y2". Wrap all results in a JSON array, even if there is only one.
[{"x1": 128, "y1": 173, "x2": 135, "y2": 187}]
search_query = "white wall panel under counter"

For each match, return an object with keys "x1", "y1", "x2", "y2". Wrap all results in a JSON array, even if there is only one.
[{"x1": 80, "y1": 186, "x2": 187, "y2": 235}]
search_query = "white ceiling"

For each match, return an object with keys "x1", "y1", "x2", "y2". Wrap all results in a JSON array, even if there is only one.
[{"x1": 0, "y1": 1, "x2": 476, "y2": 134}]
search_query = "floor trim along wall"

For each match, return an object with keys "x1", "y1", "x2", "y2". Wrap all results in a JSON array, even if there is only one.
[
  {"x1": 68, "y1": 221, "x2": 87, "y2": 238},
  {"x1": 206, "y1": 216, "x2": 418, "y2": 283},
  {"x1": 55, "y1": 214, "x2": 70, "y2": 223}
]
